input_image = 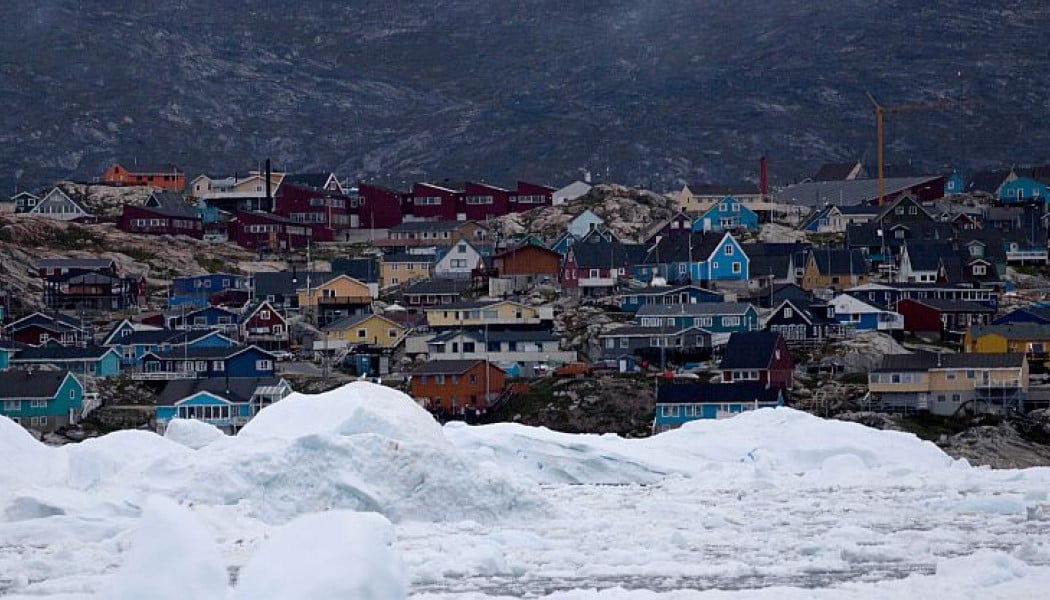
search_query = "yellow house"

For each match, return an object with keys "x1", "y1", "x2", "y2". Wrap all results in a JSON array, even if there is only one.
[
  {"x1": 964, "y1": 323, "x2": 1050, "y2": 370},
  {"x1": 424, "y1": 300, "x2": 550, "y2": 329},
  {"x1": 380, "y1": 253, "x2": 434, "y2": 289},
  {"x1": 679, "y1": 184, "x2": 763, "y2": 215},
  {"x1": 869, "y1": 352, "x2": 1027, "y2": 416},
  {"x1": 800, "y1": 249, "x2": 869, "y2": 291},
  {"x1": 297, "y1": 274, "x2": 373, "y2": 309},
  {"x1": 324, "y1": 313, "x2": 407, "y2": 349}
]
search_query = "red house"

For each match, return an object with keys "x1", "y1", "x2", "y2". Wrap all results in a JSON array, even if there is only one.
[
  {"x1": 119, "y1": 205, "x2": 203, "y2": 238},
  {"x1": 241, "y1": 301, "x2": 289, "y2": 350},
  {"x1": 895, "y1": 298, "x2": 995, "y2": 340},
  {"x1": 510, "y1": 181, "x2": 555, "y2": 212},
  {"x1": 357, "y1": 182, "x2": 406, "y2": 229},
  {"x1": 273, "y1": 183, "x2": 351, "y2": 242},
  {"x1": 409, "y1": 182, "x2": 462, "y2": 221},
  {"x1": 462, "y1": 182, "x2": 512, "y2": 221},
  {"x1": 102, "y1": 163, "x2": 185, "y2": 190},
  {"x1": 229, "y1": 211, "x2": 312, "y2": 252},
  {"x1": 719, "y1": 331, "x2": 794, "y2": 389}
]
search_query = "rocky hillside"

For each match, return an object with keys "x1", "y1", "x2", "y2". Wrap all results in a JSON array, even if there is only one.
[
  {"x1": 2, "y1": 1, "x2": 1047, "y2": 192},
  {"x1": 0, "y1": 214, "x2": 259, "y2": 310}
]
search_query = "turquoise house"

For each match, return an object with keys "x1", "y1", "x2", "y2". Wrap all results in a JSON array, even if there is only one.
[
  {"x1": 0, "y1": 346, "x2": 11, "y2": 370},
  {"x1": 636, "y1": 302, "x2": 758, "y2": 334},
  {"x1": 155, "y1": 377, "x2": 292, "y2": 434},
  {"x1": 944, "y1": 170, "x2": 966, "y2": 196},
  {"x1": 0, "y1": 370, "x2": 84, "y2": 433},
  {"x1": 8, "y1": 346, "x2": 122, "y2": 378},
  {"x1": 692, "y1": 196, "x2": 759, "y2": 232},
  {"x1": 999, "y1": 176, "x2": 1050, "y2": 204},
  {"x1": 635, "y1": 232, "x2": 750, "y2": 284},
  {"x1": 654, "y1": 382, "x2": 783, "y2": 432}
]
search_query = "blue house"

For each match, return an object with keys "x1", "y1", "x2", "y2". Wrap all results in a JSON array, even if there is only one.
[
  {"x1": 138, "y1": 345, "x2": 277, "y2": 379},
  {"x1": 0, "y1": 370, "x2": 84, "y2": 433},
  {"x1": 828, "y1": 294, "x2": 904, "y2": 333},
  {"x1": 620, "y1": 284, "x2": 725, "y2": 313},
  {"x1": 155, "y1": 377, "x2": 292, "y2": 434},
  {"x1": 104, "y1": 325, "x2": 237, "y2": 366},
  {"x1": 999, "y1": 176, "x2": 1050, "y2": 205},
  {"x1": 636, "y1": 302, "x2": 758, "y2": 335},
  {"x1": 169, "y1": 273, "x2": 250, "y2": 309},
  {"x1": 0, "y1": 344, "x2": 12, "y2": 370},
  {"x1": 169, "y1": 306, "x2": 241, "y2": 335},
  {"x1": 993, "y1": 305, "x2": 1050, "y2": 326},
  {"x1": 801, "y1": 206, "x2": 834, "y2": 233},
  {"x1": 692, "y1": 196, "x2": 759, "y2": 233},
  {"x1": 635, "y1": 232, "x2": 749, "y2": 284},
  {"x1": 944, "y1": 170, "x2": 966, "y2": 196},
  {"x1": 654, "y1": 382, "x2": 783, "y2": 432},
  {"x1": 8, "y1": 346, "x2": 122, "y2": 378}
]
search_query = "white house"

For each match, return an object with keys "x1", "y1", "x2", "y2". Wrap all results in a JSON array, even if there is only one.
[
  {"x1": 829, "y1": 293, "x2": 904, "y2": 332},
  {"x1": 27, "y1": 188, "x2": 92, "y2": 221},
  {"x1": 567, "y1": 209, "x2": 605, "y2": 238},
  {"x1": 434, "y1": 240, "x2": 483, "y2": 279}
]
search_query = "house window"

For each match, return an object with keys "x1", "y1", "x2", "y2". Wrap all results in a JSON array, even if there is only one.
[
  {"x1": 388, "y1": 328, "x2": 398, "y2": 338},
  {"x1": 732, "y1": 262, "x2": 741, "y2": 274},
  {"x1": 463, "y1": 342, "x2": 475, "y2": 352},
  {"x1": 722, "y1": 316, "x2": 741, "y2": 327},
  {"x1": 661, "y1": 405, "x2": 680, "y2": 417},
  {"x1": 895, "y1": 206, "x2": 905, "y2": 215},
  {"x1": 256, "y1": 360, "x2": 273, "y2": 371},
  {"x1": 30, "y1": 399, "x2": 48, "y2": 408},
  {"x1": 895, "y1": 230, "x2": 905, "y2": 239},
  {"x1": 357, "y1": 329, "x2": 368, "y2": 339},
  {"x1": 260, "y1": 311, "x2": 271, "y2": 321},
  {"x1": 31, "y1": 416, "x2": 47, "y2": 427},
  {"x1": 195, "y1": 361, "x2": 207, "y2": 372},
  {"x1": 784, "y1": 307, "x2": 793, "y2": 318},
  {"x1": 469, "y1": 374, "x2": 478, "y2": 384},
  {"x1": 724, "y1": 245, "x2": 733, "y2": 256},
  {"x1": 435, "y1": 374, "x2": 445, "y2": 384},
  {"x1": 974, "y1": 265, "x2": 986, "y2": 275},
  {"x1": 619, "y1": 338, "x2": 628, "y2": 348},
  {"x1": 908, "y1": 206, "x2": 917, "y2": 215},
  {"x1": 589, "y1": 269, "x2": 600, "y2": 278}
]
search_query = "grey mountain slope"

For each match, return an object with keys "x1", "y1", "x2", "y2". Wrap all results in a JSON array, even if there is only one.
[{"x1": 1, "y1": 0, "x2": 1048, "y2": 192}]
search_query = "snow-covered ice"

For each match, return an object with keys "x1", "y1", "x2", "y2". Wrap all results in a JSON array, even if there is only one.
[{"x1": 2, "y1": 382, "x2": 1050, "y2": 599}]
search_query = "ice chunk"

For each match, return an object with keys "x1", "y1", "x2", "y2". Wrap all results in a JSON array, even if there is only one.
[
  {"x1": 102, "y1": 495, "x2": 227, "y2": 600},
  {"x1": 232, "y1": 511, "x2": 406, "y2": 600},
  {"x1": 163, "y1": 418, "x2": 225, "y2": 449}
]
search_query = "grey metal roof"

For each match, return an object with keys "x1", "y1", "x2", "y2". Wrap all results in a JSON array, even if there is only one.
[
  {"x1": 0, "y1": 370, "x2": 74, "y2": 399},
  {"x1": 907, "y1": 298, "x2": 994, "y2": 312},
  {"x1": 637, "y1": 302, "x2": 753, "y2": 317},
  {"x1": 876, "y1": 352, "x2": 1025, "y2": 371},
  {"x1": 156, "y1": 377, "x2": 285, "y2": 406},
  {"x1": 774, "y1": 176, "x2": 942, "y2": 208},
  {"x1": 10, "y1": 345, "x2": 114, "y2": 361},
  {"x1": 411, "y1": 359, "x2": 490, "y2": 375}
]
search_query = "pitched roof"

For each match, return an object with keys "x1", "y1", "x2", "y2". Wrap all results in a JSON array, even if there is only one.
[
  {"x1": 324, "y1": 313, "x2": 399, "y2": 332},
  {"x1": 146, "y1": 191, "x2": 197, "y2": 217},
  {"x1": 643, "y1": 232, "x2": 730, "y2": 264},
  {"x1": 812, "y1": 162, "x2": 862, "y2": 182},
  {"x1": 411, "y1": 359, "x2": 495, "y2": 375},
  {"x1": 637, "y1": 302, "x2": 753, "y2": 317},
  {"x1": 9, "y1": 345, "x2": 114, "y2": 361},
  {"x1": 147, "y1": 345, "x2": 270, "y2": 360},
  {"x1": 809, "y1": 248, "x2": 868, "y2": 276},
  {"x1": 719, "y1": 331, "x2": 783, "y2": 370},
  {"x1": 657, "y1": 382, "x2": 781, "y2": 404},
  {"x1": 774, "y1": 176, "x2": 942, "y2": 208},
  {"x1": 253, "y1": 271, "x2": 332, "y2": 296},
  {"x1": 402, "y1": 278, "x2": 473, "y2": 295},
  {"x1": 0, "y1": 370, "x2": 74, "y2": 399},
  {"x1": 876, "y1": 352, "x2": 1025, "y2": 372},
  {"x1": 330, "y1": 258, "x2": 380, "y2": 283},
  {"x1": 967, "y1": 170, "x2": 1011, "y2": 194},
  {"x1": 384, "y1": 251, "x2": 435, "y2": 264},
  {"x1": 157, "y1": 377, "x2": 285, "y2": 406},
  {"x1": 282, "y1": 172, "x2": 336, "y2": 190},
  {"x1": 905, "y1": 298, "x2": 994, "y2": 312},
  {"x1": 569, "y1": 240, "x2": 647, "y2": 269}
]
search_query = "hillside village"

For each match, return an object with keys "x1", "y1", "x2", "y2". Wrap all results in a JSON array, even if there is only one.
[{"x1": 5, "y1": 161, "x2": 1050, "y2": 465}]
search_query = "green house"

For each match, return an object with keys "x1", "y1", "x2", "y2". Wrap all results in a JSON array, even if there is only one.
[{"x1": 0, "y1": 370, "x2": 84, "y2": 433}]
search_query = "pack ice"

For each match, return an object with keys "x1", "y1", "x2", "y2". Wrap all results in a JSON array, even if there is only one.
[{"x1": 1, "y1": 382, "x2": 1049, "y2": 599}]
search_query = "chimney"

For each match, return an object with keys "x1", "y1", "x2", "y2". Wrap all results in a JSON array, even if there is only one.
[
  {"x1": 760, "y1": 156, "x2": 769, "y2": 197},
  {"x1": 265, "y1": 158, "x2": 272, "y2": 210}
]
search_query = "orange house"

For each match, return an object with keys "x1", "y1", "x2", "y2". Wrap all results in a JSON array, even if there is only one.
[
  {"x1": 492, "y1": 242, "x2": 561, "y2": 278},
  {"x1": 410, "y1": 359, "x2": 506, "y2": 412},
  {"x1": 102, "y1": 164, "x2": 185, "y2": 190}
]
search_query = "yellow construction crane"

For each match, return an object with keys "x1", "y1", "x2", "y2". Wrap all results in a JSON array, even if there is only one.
[{"x1": 865, "y1": 93, "x2": 972, "y2": 206}]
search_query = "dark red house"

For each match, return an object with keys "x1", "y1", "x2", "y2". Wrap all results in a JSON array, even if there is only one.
[
  {"x1": 241, "y1": 301, "x2": 289, "y2": 350},
  {"x1": 719, "y1": 331, "x2": 794, "y2": 389},
  {"x1": 230, "y1": 211, "x2": 312, "y2": 252},
  {"x1": 119, "y1": 205, "x2": 203, "y2": 238},
  {"x1": 357, "y1": 182, "x2": 406, "y2": 229},
  {"x1": 462, "y1": 182, "x2": 512, "y2": 221},
  {"x1": 409, "y1": 182, "x2": 462, "y2": 221},
  {"x1": 273, "y1": 182, "x2": 351, "y2": 242},
  {"x1": 895, "y1": 298, "x2": 995, "y2": 340},
  {"x1": 510, "y1": 181, "x2": 555, "y2": 212}
]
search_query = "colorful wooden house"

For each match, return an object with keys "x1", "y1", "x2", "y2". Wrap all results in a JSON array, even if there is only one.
[
  {"x1": 103, "y1": 163, "x2": 185, "y2": 190},
  {"x1": 137, "y1": 345, "x2": 277, "y2": 380},
  {"x1": 410, "y1": 359, "x2": 507, "y2": 412},
  {"x1": 322, "y1": 313, "x2": 408, "y2": 350},
  {"x1": 168, "y1": 273, "x2": 250, "y2": 309},
  {"x1": 6, "y1": 312, "x2": 91, "y2": 347},
  {"x1": 636, "y1": 232, "x2": 749, "y2": 284},
  {"x1": 155, "y1": 377, "x2": 292, "y2": 434},
  {"x1": 241, "y1": 302, "x2": 290, "y2": 351},
  {"x1": 718, "y1": 331, "x2": 794, "y2": 389},
  {"x1": 620, "y1": 284, "x2": 725, "y2": 313},
  {"x1": 0, "y1": 370, "x2": 83, "y2": 433},
  {"x1": 692, "y1": 196, "x2": 759, "y2": 232},
  {"x1": 7, "y1": 346, "x2": 122, "y2": 378},
  {"x1": 636, "y1": 302, "x2": 758, "y2": 336},
  {"x1": 895, "y1": 298, "x2": 995, "y2": 340},
  {"x1": 27, "y1": 187, "x2": 92, "y2": 221},
  {"x1": 654, "y1": 382, "x2": 784, "y2": 432},
  {"x1": 765, "y1": 299, "x2": 849, "y2": 345},
  {"x1": 828, "y1": 293, "x2": 904, "y2": 333},
  {"x1": 380, "y1": 252, "x2": 435, "y2": 289}
]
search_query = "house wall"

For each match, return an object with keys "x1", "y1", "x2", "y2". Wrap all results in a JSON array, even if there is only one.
[
  {"x1": 462, "y1": 182, "x2": 511, "y2": 220},
  {"x1": 0, "y1": 375, "x2": 83, "y2": 433},
  {"x1": 328, "y1": 316, "x2": 406, "y2": 349},
  {"x1": 435, "y1": 242, "x2": 481, "y2": 279},
  {"x1": 410, "y1": 183, "x2": 460, "y2": 220},
  {"x1": 410, "y1": 362, "x2": 506, "y2": 411},
  {"x1": 103, "y1": 165, "x2": 185, "y2": 190},
  {"x1": 357, "y1": 183, "x2": 404, "y2": 229},
  {"x1": 496, "y1": 245, "x2": 560, "y2": 277},
  {"x1": 298, "y1": 276, "x2": 372, "y2": 308},
  {"x1": 120, "y1": 205, "x2": 203, "y2": 238},
  {"x1": 425, "y1": 302, "x2": 540, "y2": 328},
  {"x1": 380, "y1": 261, "x2": 433, "y2": 289}
]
